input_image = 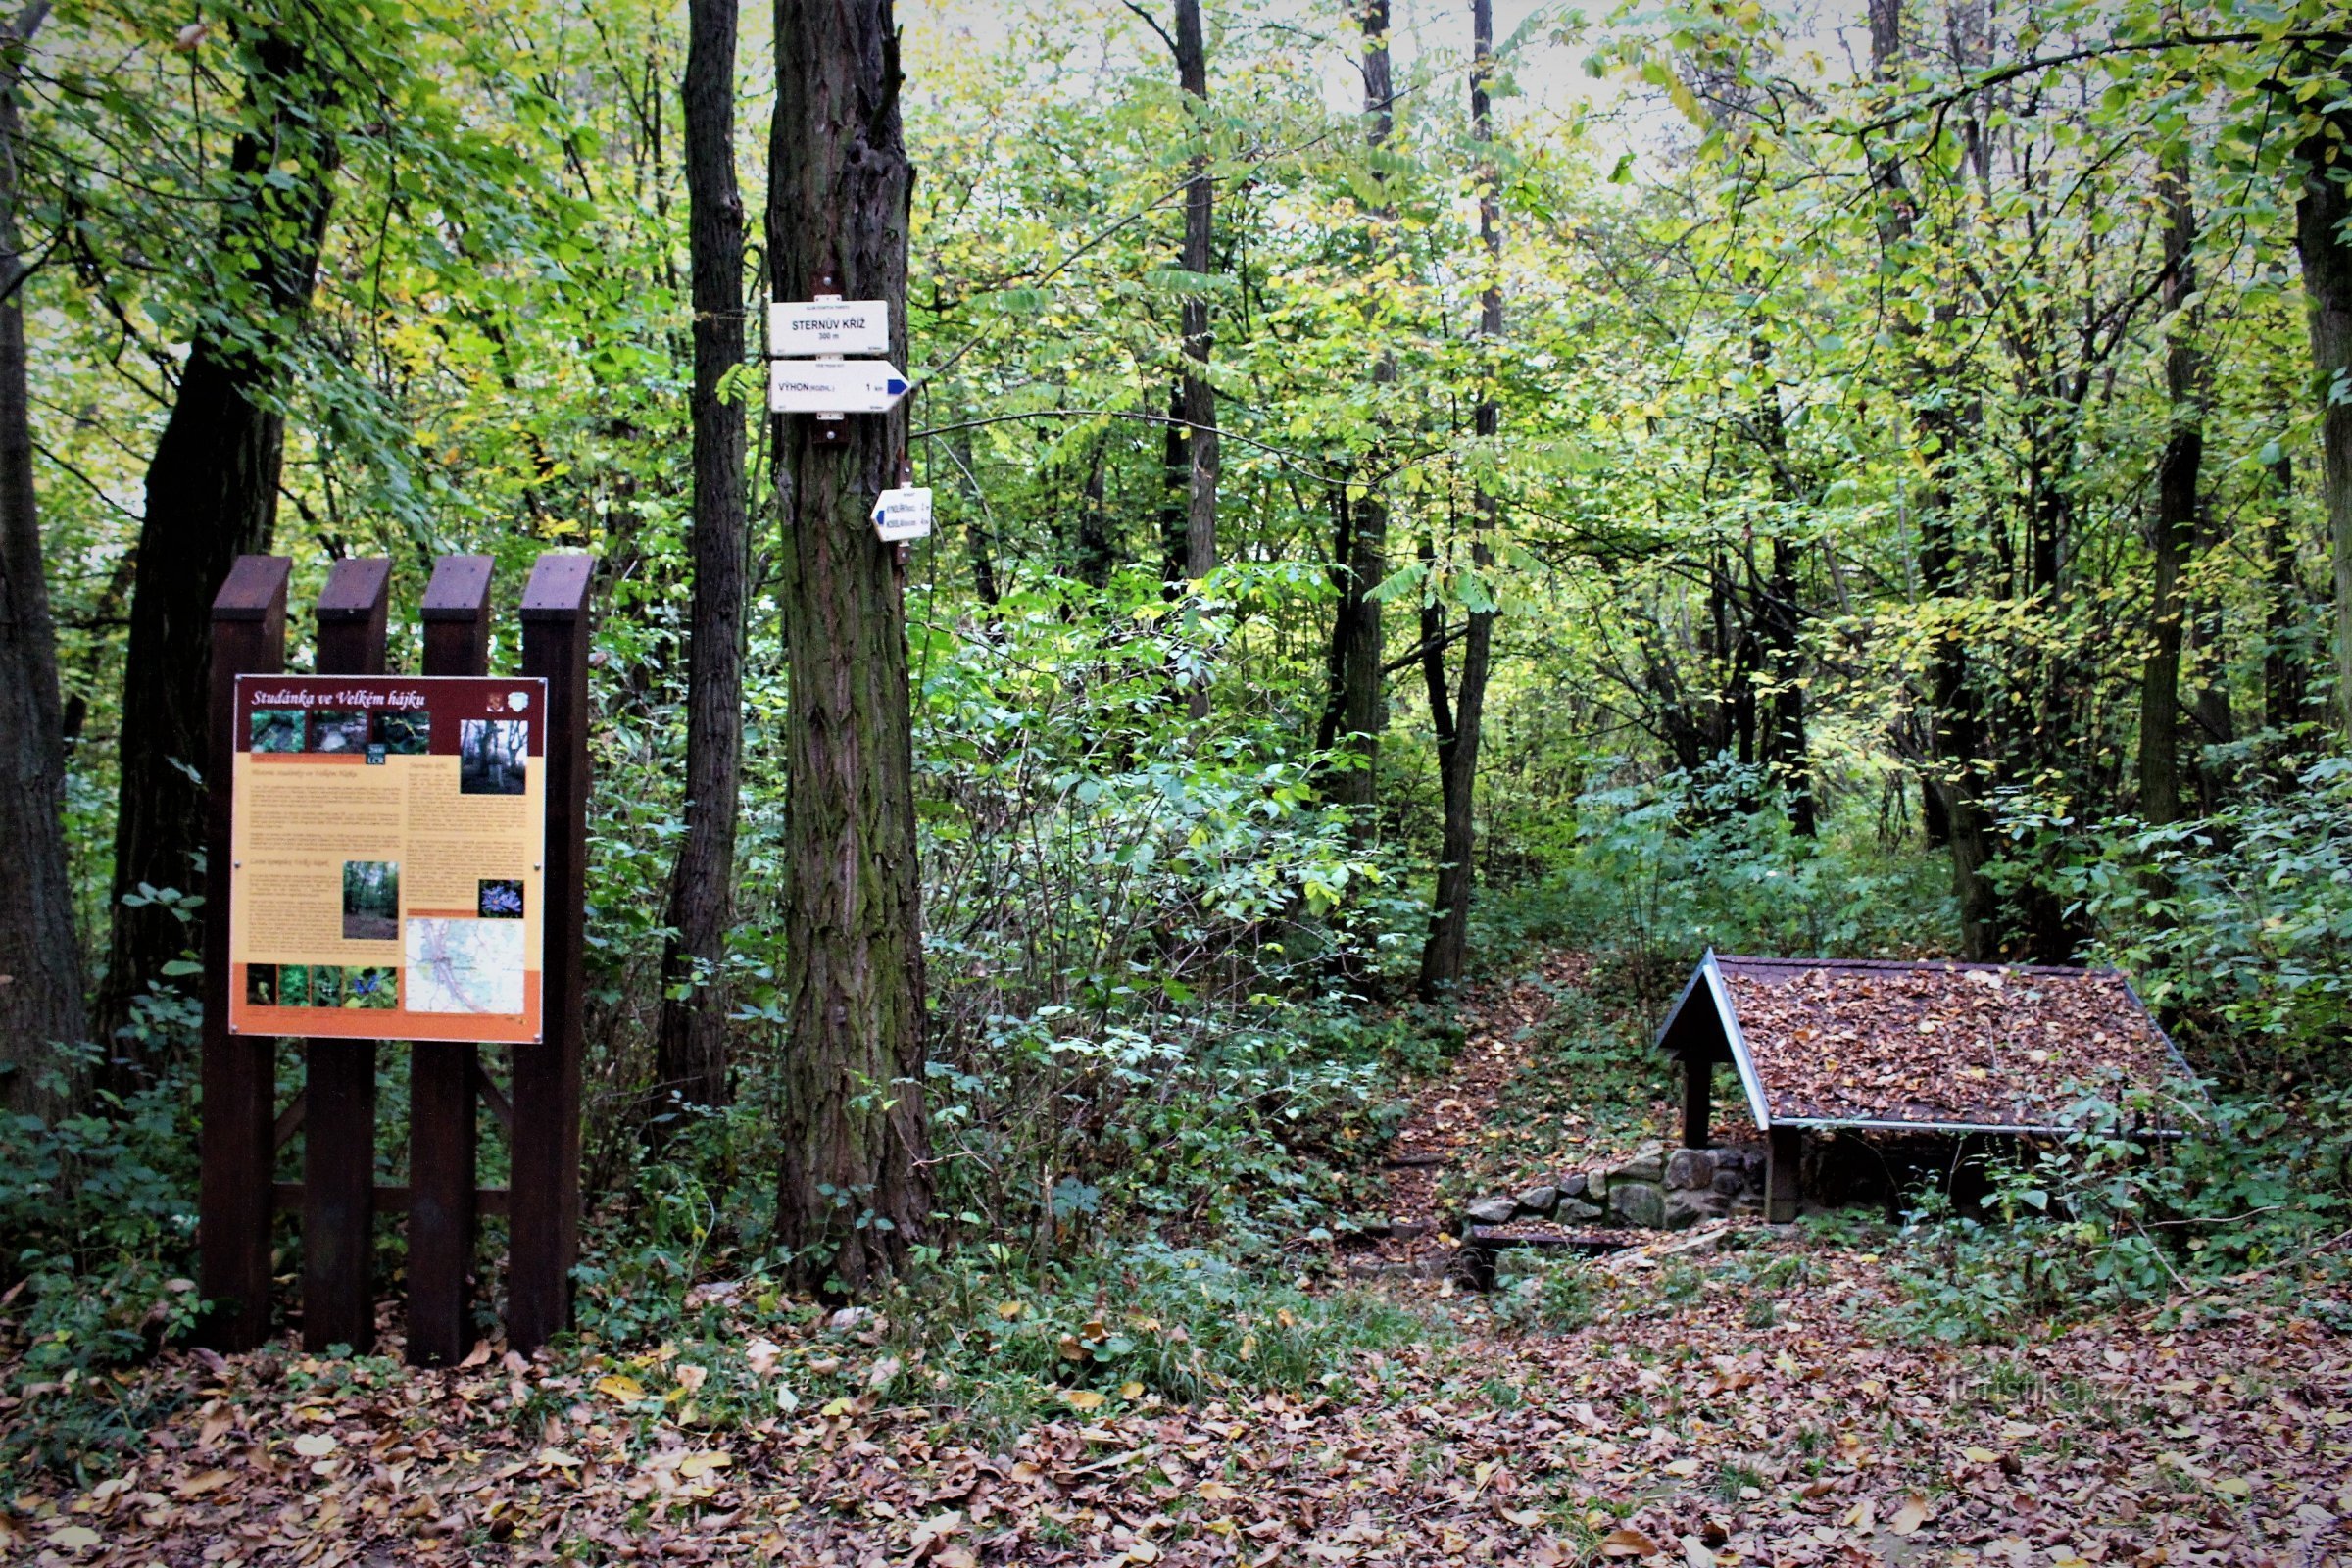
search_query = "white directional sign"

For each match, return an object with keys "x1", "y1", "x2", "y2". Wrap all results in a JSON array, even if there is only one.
[
  {"x1": 767, "y1": 361, "x2": 912, "y2": 415},
  {"x1": 768, "y1": 299, "x2": 891, "y2": 357},
  {"x1": 871, "y1": 486, "x2": 934, "y2": 543}
]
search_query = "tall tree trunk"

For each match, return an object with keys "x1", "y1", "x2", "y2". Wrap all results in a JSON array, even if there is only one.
[
  {"x1": 1747, "y1": 326, "x2": 1813, "y2": 835},
  {"x1": 767, "y1": 0, "x2": 928, "y2": 1294},
  {"x1": 100, "y1": 21, "x2": 343, "y2": 1060},
  {"x1": 655, "y1": 0, "x2": 750, "y2": 1115},
  {"x1": 1317, "y1": 481, "x2": 1354, "y2": 754},
  {"x1": 1416, "y1": 0, "x2": 1499, "y2": 1001},
  {"x1": 2296, "y1": 102, "x2": 2352, "y2": 742},
  {"x1": 1075, "y1": 439, "x2": 1113, "y2": 589},
  {"x1": 1174, "y1": 0, "x2": 1217, "y2": 717},
  {"x1": 951, "y1": 430, "x2": 1000, "y2": 608},
  {"x1": 1763, "y1": 535, "x2": 1812, "y2": 835},
  {"x1": 2264, "y1": 444, "x2": 2311, "y2": 744},
  {"x1": 1868, "y1": 0, "x2": 1996, "y2": 956},
  {"x1": 1159, "y1": 381, "x2": 1188, "y2": 586},
  {"x1": 1322, "y1": 0, "x2": 1391, "y2": 834},
  {"x1": 0, "y1": 1, "x2": 86, "y2": 1119},
  {"x1": 2138, "y1": 143, "x2": 2200, "y2": 827}
]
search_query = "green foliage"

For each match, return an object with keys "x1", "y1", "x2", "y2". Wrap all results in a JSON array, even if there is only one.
[
  {"x1": 1886, "y1": 1088, "x2": 2352, "y2": 1343},
  {"x1": 1486, "y1": 765, "x2": 1953, "y2": 1003},
  {"x1": 1494, "y1": 1255, "x2": 1597, "y2": 1335},
  {"x1": 890, "y1": 1242, "x2": 1433, "y2": 1442},
  {"x1": 0, "y1": 1061, "x2": 201, "y2": 1467},
  {"x1": 2061, "y1": 760, "x2": 2352, "y2": 1085}
]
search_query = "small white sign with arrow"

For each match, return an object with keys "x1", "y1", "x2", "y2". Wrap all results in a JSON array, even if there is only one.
[
  {"x1": 768, "y1": 299, "x2": 890, "y2": 357},
  {"x1": 768, "y1": 361, "x2": 911, "y2": 415},
  {"x1": 871, "y1": 486, "x2": 934, "y2": 543}
]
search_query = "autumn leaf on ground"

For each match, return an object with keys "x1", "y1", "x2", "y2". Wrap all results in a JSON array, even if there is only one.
[
  {"x1": 595, "y1": 1372, "x2": 647, "y2": 1402},
  {"x1": 1890, "y1": 1494, "x2": 1931, "y2": 1535}
]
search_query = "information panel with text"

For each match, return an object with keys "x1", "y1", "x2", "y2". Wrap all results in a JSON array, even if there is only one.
[{"x1": 226, "y1": 674, "x2": 547, "y2": 1043}]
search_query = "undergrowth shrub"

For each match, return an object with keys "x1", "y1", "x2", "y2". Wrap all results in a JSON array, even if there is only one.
[
  {"x1": 2060, "y1": 757, "x2": 2352, "y2": 1089},
  {"x1": 0, "y1": 1057, "x2": 203, "y2": 1468},
  {"x1": 897, "y1": 1241, "x2": 1430, "y2": 1414},
  {"x1": 1480, "y1": 761, "x2": 1952, "y2": 1003},
  {"x1": 1887, "y1": 1084, "x2": 2352, "y2": 1342}
]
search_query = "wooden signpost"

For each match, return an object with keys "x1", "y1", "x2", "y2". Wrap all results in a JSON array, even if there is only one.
[{"x1": 198, "y1": 552, "x2": 591, "y2": 1362}]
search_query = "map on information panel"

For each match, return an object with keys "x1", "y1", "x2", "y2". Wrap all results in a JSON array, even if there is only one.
[{"x1": 226, "y1": 674, "x2": 547, "y2": 1044}]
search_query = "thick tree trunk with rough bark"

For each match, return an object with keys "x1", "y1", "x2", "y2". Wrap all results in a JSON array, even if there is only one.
[
  {"x1": 1417, "y1": 0, "x2": 1499, "y2": 1000},
  {"x1": 655, "y1": 0, "x2": 751, "y2": 1116},
  {"x1": 2139, "y1": 145, "x2": 2201, "y2": 827},
  {"x1": 101, "y1": 24, "x2": 341, "y2": 1063},
  {"x1": 767, "y1": 0, "x2": 928, "y2": 1294},
  {"x1": 2297, "y1": 107, "x2": 2352, "y2": 743},
  {"x1": 0, "y1": 1, "x2": 87, "y2": 1118}
]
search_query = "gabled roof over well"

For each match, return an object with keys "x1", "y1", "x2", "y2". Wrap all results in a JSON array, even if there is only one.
[{"x1": 1657, "y1": 953, "x2": 2192, "y2": 1136}]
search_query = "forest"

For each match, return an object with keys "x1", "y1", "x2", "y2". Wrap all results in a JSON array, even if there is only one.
[{"x1": 3, "y1": 0, "x2": 2352, "y2": 1561}]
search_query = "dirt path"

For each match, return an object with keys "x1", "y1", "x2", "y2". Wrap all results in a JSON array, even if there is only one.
[{"x1": 1364, "y1": 952, "x2": 1595, "y2": 1275}]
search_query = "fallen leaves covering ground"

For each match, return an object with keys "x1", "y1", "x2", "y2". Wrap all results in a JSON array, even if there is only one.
[
  {"x1": 1720, "y1": 961, "x2": 2181, "y2": 1129},
  {"x1": 1371, "y1": 954, "x2": 1600, "y2": 1272},
  {"x1": 9, "y1": 1240, "x2": 2350, "y2": 1566},
  {"x1": 8, "y1": 952, "x2": 2350, "y2": 1566}
]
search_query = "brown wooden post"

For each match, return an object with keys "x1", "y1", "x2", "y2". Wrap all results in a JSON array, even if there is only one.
[
  {"x1": 1681, "y1": 1057, "x2": 1711, "y2": 1151},
  {"x1": 406, "y1": 555, "x2": 495, "y2": 1365},
  {"x1": 507, "y1": 553, "x2": 592, "y2": 1353},
  {"x1": 198, "y1": 555, "x2": 291, "y2": 1351},
  {"x1": 302, "y1": 559, "x2": 392, "y2": 1352},
  {"x1": 1765, "y1": 1123, "x2": 1802, "y2": 1224}
]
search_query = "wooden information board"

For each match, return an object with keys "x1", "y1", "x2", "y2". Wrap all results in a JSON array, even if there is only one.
[
  {"x1": 198, "y1": 553, "x2": 592, "y2": 1363},
  {"x1": 226, "y1": 674, "x2": 547, "y2": 1045}
]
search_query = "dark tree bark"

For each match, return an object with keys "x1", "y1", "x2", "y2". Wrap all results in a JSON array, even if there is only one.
[
  {"x1": 951, "y1": 430, "x2": 1000, "y2": 607},
  {"x1": 1762, "y1": 536, "x2": 1812, "y2": 835},
  {"x1": 767, "y1": 0, "x2": 928, "y2": 1294},
  {"x1": 101, "y1": 21, "x2": 342, "y2": 1058},
  {"x1": 1318, "y1": 481, "x2": 1353, "y2": 756},
  {"x1": 2264, "y1": 445, "x2": 2312, "y2": 743},
  {"x1": 1416, "y1": 0, "x2": 1500, "y2": 1001},
  {"x1": 1174, "y1": 0, "x2": 1216, "y2": 589},
  {"x1": 1074, "y1": 439, "x2": 1113, "y2": 589},
  {"x1": 2138, "y1": 143, "x2": 2201, "y2": 827},
  {"x1": 1157, "y1": 382, "x2": 1188, "y2": 586},
  {"x1": 1868, "y1": 0, "x2": 1996, "y2": 956},
  {"x1": 0, "y1": 0, "x2": 87, "y2": 1118},
  {"x1": 1746, "y1": 326, "x2": 1813, "y2": 835},
  {"x1": 1320, "y1": 0, "x2": 1392, "y2": 834},
  {"x1": 655, "y1": 0, "x2": 750, "y2": 1115},
  {"x1": 2296, "y1": 97, "x2": 2352, "y2": 742}
]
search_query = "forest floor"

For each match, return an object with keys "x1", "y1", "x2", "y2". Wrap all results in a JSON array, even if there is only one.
[{"x1": 7, "y1": 955, "x2": 2352, "y2": 1566}]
